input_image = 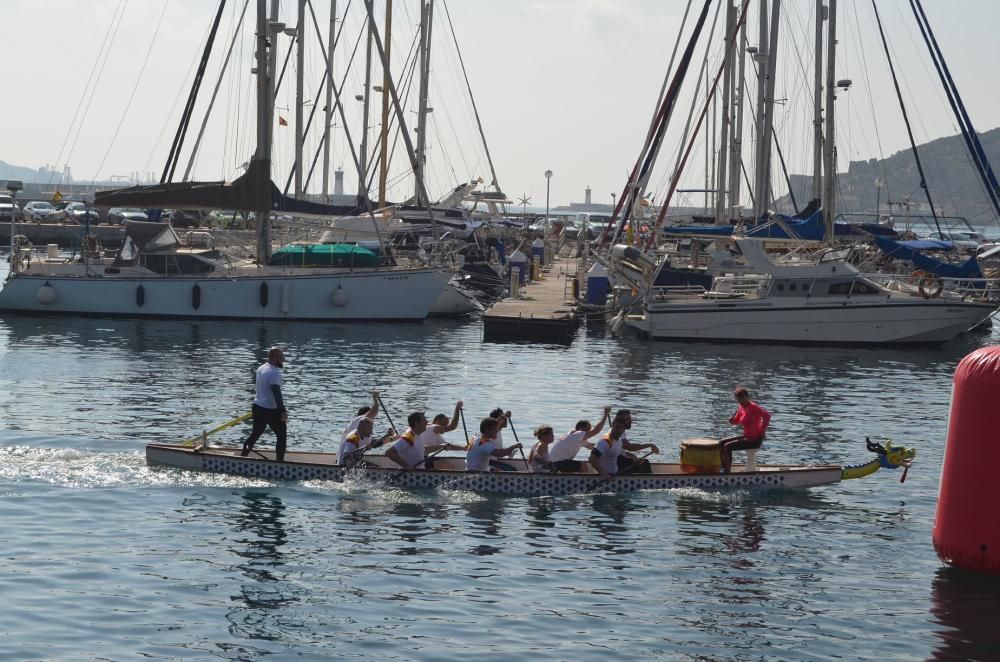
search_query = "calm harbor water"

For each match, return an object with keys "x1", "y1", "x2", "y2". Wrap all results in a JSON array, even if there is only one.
[{"x1": 1, "y1": 310, "x2": 999, "y2": 660}]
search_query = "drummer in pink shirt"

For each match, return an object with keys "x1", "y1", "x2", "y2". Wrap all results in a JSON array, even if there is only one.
[{"x1": 720, "y1": 387, "x2": 771, "y2": 473}]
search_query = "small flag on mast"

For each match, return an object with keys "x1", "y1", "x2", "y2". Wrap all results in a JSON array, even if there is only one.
[{"x1": 278, "y1": 116, "x2": 288, "y2": 126}]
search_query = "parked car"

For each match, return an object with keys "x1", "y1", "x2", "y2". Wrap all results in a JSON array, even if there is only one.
[
  {"x1": 22, "y1": 201, "x2": 57, "y2": 222},
  {"x1": 108, "y1": 207, "x2": 149, "y2": 224},
  {"x1": 207, "y1": 209, "x2": 248, "y2": 229},
  {"x1": 169, "y1": 209, "x2": 208, "y2": 228},
  {"x1": 63, "y1": 202, "x2": 101, "y2": 225},
  {"x1": 0, "y1": 194, "x2": 18, "y2": 221}
]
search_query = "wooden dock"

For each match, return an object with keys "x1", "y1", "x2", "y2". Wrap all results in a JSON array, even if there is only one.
[{"x1": 482, "y1": 251, "x2": 580, "y2": 343}]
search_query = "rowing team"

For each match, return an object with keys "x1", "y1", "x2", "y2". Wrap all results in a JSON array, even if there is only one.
[
  {"x1": 238, "y1": 348, "x2": 771, "y2": 476},
  {"x1": 337, "y1": 392, "x2": 658, "y2": 479}
]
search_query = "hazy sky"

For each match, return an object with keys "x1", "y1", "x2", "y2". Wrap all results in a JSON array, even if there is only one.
[{"x1": 5, "y1": 0, "x2": 1000, "y2": 209}]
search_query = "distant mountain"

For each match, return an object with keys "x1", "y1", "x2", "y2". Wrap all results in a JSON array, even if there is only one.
[
  {"x1": 779, "y1": 127, "x2": 1000, "y2": 225},
  {"x1": 0, "y1": 160, "x2": 67, "y2": 184}
]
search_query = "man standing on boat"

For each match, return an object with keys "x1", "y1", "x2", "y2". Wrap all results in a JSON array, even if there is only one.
[
  {"x1": 241, "y1": 347, "x2": 287, "y2": 462},
  {"x1": 385, "y1": 402, "x2": 467, "y2": 470},
  {"x1": 720, "y1": 387, "x2": 771, "y2": 474}
]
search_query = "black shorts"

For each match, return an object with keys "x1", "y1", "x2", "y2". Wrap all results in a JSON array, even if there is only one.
[{"x1": 551, "y1": 459, "x2": 584, "y2": 473}]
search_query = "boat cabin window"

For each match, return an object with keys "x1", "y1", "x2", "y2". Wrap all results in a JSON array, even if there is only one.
[
  {"x1": 827, "y1": 280, "x2": 881, "y2": 295},
  {"x1": 141, "y1": 253, "x2": 216, "y2": 275},
  {"x1": 819, "y1": 247, "x2": 853, "y2": 263},
  {"x1": 772, "y1": 280, "x2": 810, "y2": 295}
]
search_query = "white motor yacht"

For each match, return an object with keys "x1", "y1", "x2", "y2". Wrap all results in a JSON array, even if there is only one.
[{"x1": 621, "y1": 237, "x2": 996, "y2": 344}]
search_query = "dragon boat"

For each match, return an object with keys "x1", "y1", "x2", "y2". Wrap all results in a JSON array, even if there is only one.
[{"x1": 145, "y1": 437, "x2": 914, "y2": 497}]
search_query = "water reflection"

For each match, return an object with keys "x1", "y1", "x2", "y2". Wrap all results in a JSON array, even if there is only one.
[
  {"x1": 385, "y1": 499, "x2": 451, "y2": 556},
  {"x1": 674, "y1": 493, "x2": 767, "y2": 556},
  {"x1": 928, "y1": 566, "x2": 1000, "y2": 660},
  {"x1": 462, "y1": 499, "x2": 506, "y2": 556},
  {"x1": 587, "y1": 493, "x2": 637, "y2": 556},
  {"x1": 226, "y1": 491, "x2": 297, "y2": 642}
]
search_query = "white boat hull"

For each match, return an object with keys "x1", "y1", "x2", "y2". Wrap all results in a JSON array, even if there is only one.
[
  {"x1": 146, "y1": 443, "x2": 845, "y2": 495},
  {"x1": 0, "y1": 267, "x2": 451, "y2": 321},
  {"x1": 628, "y1": 297, "x2": 995, "y2": 344},
  {"x1": 429, "y1": 279, "x2": 484, "y2": 316}
]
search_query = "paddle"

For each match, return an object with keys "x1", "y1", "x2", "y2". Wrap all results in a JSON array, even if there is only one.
[
  {"x1": 619, "y1": 449, "x2": 656, "y2": 475},
  {"x1": 460, "y1": 407, "x2": 470, "y2": 449},
  {"x1": 374, "y1": 393, "x2": 397, "y2": 435},
  {"x1": 183, "y1": 411, "x2": 252, "y2": 447},
  {"x1": 344, "y1": 430, "x2": 394, "y2": 468},
  {"x1": 507, "y1": 412, "x2": 531, "y2": 474}
]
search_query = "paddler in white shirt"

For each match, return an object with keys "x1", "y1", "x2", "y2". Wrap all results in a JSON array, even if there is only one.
[
  {"x1": 465, "y1": 416, "x2": 523, "y2": 472},
  {"x1": 340, "y1": 391, "x2": 380, "y2": 445},
  {"x1": 488, "y1": 407, "x2": 511, "y2": 448},
  {"x1": 589, "y1": 414, "x2": 659, "y2": 480},
  {"x1": 385, "y1": 402, "x2": 467, "y2": 470},
  {"x1": 547, "y1": 405, "x2": 612, "y2": 473},
  {"x1": 336, "y1": 418, "x2": 394, "y2": 468}
]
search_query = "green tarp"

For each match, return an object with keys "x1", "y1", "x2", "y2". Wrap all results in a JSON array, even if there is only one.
[{"x1": 268, "y1": 243, "x2": 379, "y2": 267}]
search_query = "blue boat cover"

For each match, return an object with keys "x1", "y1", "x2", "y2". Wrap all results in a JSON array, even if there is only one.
[
  {"x1": 665, "y1": 209, "x2": 898, "y2": 241},
  {"x1": 874, "y1": 235, "x2": 983, "y2": 279}
]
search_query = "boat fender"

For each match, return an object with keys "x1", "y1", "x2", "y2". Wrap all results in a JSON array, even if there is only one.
[
  {"x1": 259, "y1": 282, "x2": 269, "y2": 308},
  {"x1": 918, "y1": 276, "x2": 943, "y2": 299},
  {"x1": 610, "y1": 310, "x2": 626, "y2": 335},
  {"x1": 136, "y1": 284, "x2": 145, "y2": 307},
  {"x1": 332, "y1": 285, "x2": 348, "y2": 307},
  {"x1": 192, "y1": 283, "x2": 201, "y2": 310},
  {"x1": 37, "y1": 282, "x2": 57, "y2": 305}
]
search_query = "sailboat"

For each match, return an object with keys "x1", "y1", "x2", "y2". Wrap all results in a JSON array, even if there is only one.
[{"x1": 0, "y1": 0, "x2": 450, "y2": 321}]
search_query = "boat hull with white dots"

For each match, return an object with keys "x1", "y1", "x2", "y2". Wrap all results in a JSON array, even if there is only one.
[{"x1": 145, "y1": 442, "x2": 859, "y2": 495}]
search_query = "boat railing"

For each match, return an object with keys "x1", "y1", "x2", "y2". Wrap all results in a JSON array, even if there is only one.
[
  {"x1": 708, "y1": 274, "x2": 768, "y2": 296},
  {"x1": 648, "y1": 284, "x2": 709, "y2": 301},
  {"x1": 863, "y1": 272, "x2": 1000, "y2": 303}
]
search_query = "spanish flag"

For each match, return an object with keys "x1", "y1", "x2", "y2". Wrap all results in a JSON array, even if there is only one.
[
  {"x1": 52, "y1": 190, "x2": 63, "y2": 203},
  {"x1": 278, "y1": 116, "x2": 288, "y2": 127}
]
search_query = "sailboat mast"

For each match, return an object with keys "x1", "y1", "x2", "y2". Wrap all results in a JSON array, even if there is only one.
[
  {"x1": 751, "y1": 0, "x2": 768, "y2": 221},
  {"x1": 255, "y1": 0, "x2": 274, "y2": 264},
  {"x1": 414, "y1": 0, "x2": 434, "y2": 206},
  {"x1": 728, "y1": 9, "x2": 747, "y2": 222},
  {"x1": 359, "y1": 8, "x2": 374, "y2": 200},
  {"x1": 295, "y1": 0, "x2": 306, "y2": 196},
  {"x1": 812, "y1": 0, "x2": 825, "y2": 203},
  {"x1": 322, "y1": 0, "x2": 337, "y2": 201},
  {"x1": 762, "y1": 0, "x2": 780, "y2": 214},
  {"x1": 363, "y1": 0, "x2": 431, "y2": 209},
  {"x1": 714, "y1": 1, "x2": 736, "y2": 225},
  {"x1": 822, "y1": 0, "x2": 837, "y2": 242},
  {"x1": 377, "y1": 0, "x2": 393, "y2": 208}
]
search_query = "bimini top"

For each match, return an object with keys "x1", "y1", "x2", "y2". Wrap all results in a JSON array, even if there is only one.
[{"x1": 120, "y1": 220, "x2": 181, "y2": 255}]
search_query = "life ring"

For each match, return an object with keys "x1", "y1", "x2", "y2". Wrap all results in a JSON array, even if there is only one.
[{"x1": 918, "y1": 276, "x2": 944, "y2": 299}]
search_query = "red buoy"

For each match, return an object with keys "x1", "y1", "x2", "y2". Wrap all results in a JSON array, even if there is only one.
[{"x1": 933, "y1": 345, "x2": 1000, "y2": 574}]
